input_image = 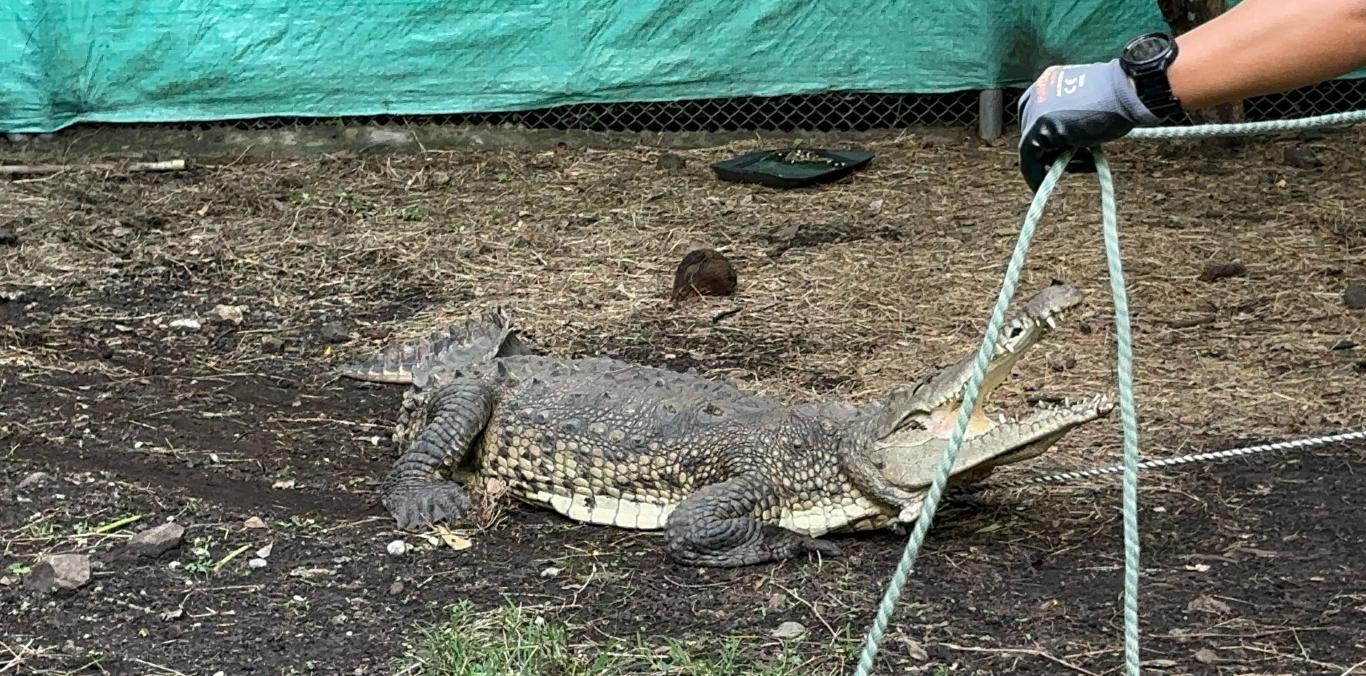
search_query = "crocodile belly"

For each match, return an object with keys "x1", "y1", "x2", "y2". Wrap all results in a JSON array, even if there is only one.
[
  {"x1": 767, "y1": 493, "x2": 890, "y2": 537},
  {"x1": 521, "y1": 488, "x2": 680, "y2": 530},
  {"x1": 472, "y1": 415, "x2": 693, "y2": 530}
]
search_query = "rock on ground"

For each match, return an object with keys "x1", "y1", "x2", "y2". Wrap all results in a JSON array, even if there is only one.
[
  {"x1": 26, "y1": 554, "x2": 92, "y2": 593},
  {"x1": 1345, "y1": 283, "x2": 1366, "y2": 310},
  {"x1": 656, "y1": 153, "x2": 687, "y2": 170},
  {"x1": 213, "y1": 304, "x2": 245, "y2": 325},
  {"x1": 319, "y1": 323, "x2": 352, "y2": 344},
  {"x1": 1282, "y1": 145, "x2": 1324, "y2": 169},
  {"x1": 127, "y1": 522, "x2": 185, "y2": 558},
  {"x1": 17, "y1": 471, "x2": 50, "y2": 490}
]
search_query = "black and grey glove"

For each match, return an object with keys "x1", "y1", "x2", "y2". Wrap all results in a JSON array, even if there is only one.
[{"x1": 1017, "y1": 59, "x2": 1160, "y2": 193}]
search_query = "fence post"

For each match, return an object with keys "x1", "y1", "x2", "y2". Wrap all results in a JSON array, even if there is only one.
[{"x1": 978, "y1": 89, "x2": 1004, "y2": 141}]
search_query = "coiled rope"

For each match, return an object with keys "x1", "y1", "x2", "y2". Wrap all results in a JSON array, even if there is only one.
[{"x1": 853, "y1": 107, "x2": 1366, "y2": 676}]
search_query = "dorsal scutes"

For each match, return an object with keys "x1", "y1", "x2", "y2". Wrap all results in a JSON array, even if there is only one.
[{"x1": 336, "y1": 308, "x2": 531, "y2": 385}]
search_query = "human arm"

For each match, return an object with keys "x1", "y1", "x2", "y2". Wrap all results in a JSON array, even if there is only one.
[
  {"x1": 1017, "y1": 0, "x2": 1366, "y2": 192},
  {"x1": 1168, "y1": 0, "x2": 1366, "y2": 110}
]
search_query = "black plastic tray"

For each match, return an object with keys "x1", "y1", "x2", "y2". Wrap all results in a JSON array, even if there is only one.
[{"x1": 710, "y1": 148, "x2": 874, "y2": 189}]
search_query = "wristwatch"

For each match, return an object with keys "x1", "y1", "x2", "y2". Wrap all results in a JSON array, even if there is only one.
[{"x1": 1119, "y1": 32, "x2": 1184, "y2": 117}]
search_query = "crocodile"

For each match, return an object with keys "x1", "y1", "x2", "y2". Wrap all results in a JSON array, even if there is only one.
[{"x1": 338, "y1": 283, "x2": 1113, "y2": 567}]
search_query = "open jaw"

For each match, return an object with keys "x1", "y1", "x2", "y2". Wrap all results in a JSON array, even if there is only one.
[{"x1": 874, "y1": 283, "x2": 1115, "y2": 489}]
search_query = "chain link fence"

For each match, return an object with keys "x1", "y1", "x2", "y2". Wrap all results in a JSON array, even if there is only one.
[
  {"x1": 1241, "y1": 78, "x2": 1366, "y2": 121},
  {"x1": 182, "y1": 76, "x2": 1363, "y2": 140},
  {"x1": 421, "y1": 91, "x2": 985, "y2": 133}
]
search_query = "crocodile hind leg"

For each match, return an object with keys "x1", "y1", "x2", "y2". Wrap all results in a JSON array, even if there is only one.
[
  {"x1": 664, "y1": 472, "x2": 841, "y2": 567},
  {"x1": 382, "y1": 380, "x2": 494, "y2": 531}
]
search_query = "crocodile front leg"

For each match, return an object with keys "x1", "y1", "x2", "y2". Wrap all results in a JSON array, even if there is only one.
[
  {"x1": 382, "y1": 379, "x2": 494, "y2": 531},
  {"x1": 664, "y1": 472, "x2": 841, "y2": 567}
]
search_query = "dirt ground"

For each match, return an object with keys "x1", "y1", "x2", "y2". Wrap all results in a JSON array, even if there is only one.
[{"x1": 2, "y1": 124, "x2": 1364, "y2": 675}]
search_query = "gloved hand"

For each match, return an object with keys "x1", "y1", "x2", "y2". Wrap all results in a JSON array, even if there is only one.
[{"x1": 1017, "y1": 59, "x2": 1161, "y2": 193}]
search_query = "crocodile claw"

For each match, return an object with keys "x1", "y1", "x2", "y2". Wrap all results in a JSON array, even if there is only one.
[
  {"x1": 383, "y1": 482, "x2": 471, "y2": 531},
  {"x1": 801, "y1": 536, "x2": 843, "y2": 559}
]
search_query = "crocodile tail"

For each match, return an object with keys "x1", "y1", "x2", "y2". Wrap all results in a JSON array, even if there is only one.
[{"x1": 336, "y1": 308, "x2": 534, "y2": 386}]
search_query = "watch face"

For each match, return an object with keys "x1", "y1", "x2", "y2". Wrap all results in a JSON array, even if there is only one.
[{"x1": 1126, "y1": 35, "x2": 1170, "y2": 64}]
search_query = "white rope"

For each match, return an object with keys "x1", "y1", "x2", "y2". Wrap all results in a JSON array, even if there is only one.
[{"x1": 965, "y1": 429, "x2": 1366, "y2": 492}]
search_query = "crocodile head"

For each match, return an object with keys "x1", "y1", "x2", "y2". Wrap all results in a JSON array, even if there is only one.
[{"x1": 867, "y1": 283, "x2": 1114, "y2": 491}]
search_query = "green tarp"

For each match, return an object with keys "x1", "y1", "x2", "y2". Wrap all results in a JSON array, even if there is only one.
[{"x1": 5, "y1": 1, "x2": 1174, "y2": 133}]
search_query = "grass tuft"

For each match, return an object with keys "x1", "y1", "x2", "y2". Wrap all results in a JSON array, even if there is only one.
[{"x1": 396, "y1": 600, "x2": 819, "y2": 676}]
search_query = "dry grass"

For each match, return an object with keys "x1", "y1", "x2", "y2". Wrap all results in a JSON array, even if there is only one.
[{"x1": 3, "y1": 127, "x2": 1363, "y2": 488}]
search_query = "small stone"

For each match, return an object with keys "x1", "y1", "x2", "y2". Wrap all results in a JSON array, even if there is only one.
[
  {"x1": 260, "y1": 335, "x2": 286, "y2": 353},
  {"x1": 540, "y1": 566, "x2": 561, "y2": 578},
  {"x1": 244, "y1": 516, "x2": 268, "y2": 529},
  {"x1": 17, "y1": 472, "x2": 49, "y2": 490},
  {"x1": 771, "y1": 621, "x2": 806, "y2": 640},
  {"x1": 386, "y1": 540, "x2": 408, "y2": 556},
  {"x1": 1186, "y1": 594, "x2": 1231, "y2": 615},
  {"x1": 1282, "y1": 145, "x2": 1323, "y2": 169},
  {"x1": 388, "y1": 580, "x2": 405, "y2": 596},
  {"x1": 247, "y1": 558, "x2": 268, "y2": 569},
  {"x1": 168, "y1": 318, "x2": 201, "y2": 331},
  {"x1": 656, "y1": 153, "x2": 686, "y2": 170},
  {"x1": 1194, "y1": 648, "x2": 1221, "y2": 664},
  {"x1": 127, "y1": 522, "x2": 185, "y2": 558},
  {"x1": 26, "y1": 554, "x2": 92, "y2": 593},
  {"x1": 0, "y1": 576, "x2": 13, "y2": 586},
  {"x1": 1198, "y1": 261, "x2": 1246, "y2": 283},
  {"x1": 319, "y1": 323, "x2": 352, "y2": 344},
  {"x1": 255, "y1": 543, "x2": 273, "y2": 559},
  {"x1": 1344, "y1": 283, "x2": 1366, "y2": 310},
  {"x1": 212, "y1": 304, "x2": 244, "y2": 325},
  {"x1": 900, "y1": 638, "x2": 929, "y2": 662}
]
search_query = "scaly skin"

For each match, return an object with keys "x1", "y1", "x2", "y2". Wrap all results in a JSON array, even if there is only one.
[{"x1": 340, "y1": 284, "x2": 1112, "y2": 567}]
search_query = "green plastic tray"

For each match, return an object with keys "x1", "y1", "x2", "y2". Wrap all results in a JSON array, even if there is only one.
[{"x1": 710, "y1": 148, "x2": 874, "y2": 188}]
